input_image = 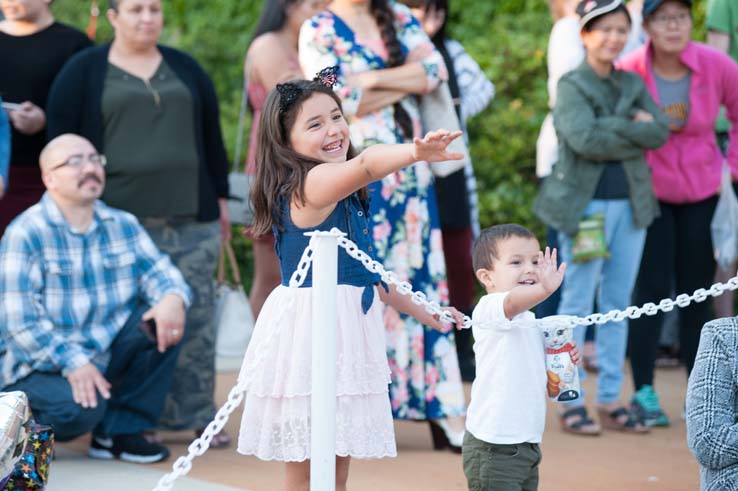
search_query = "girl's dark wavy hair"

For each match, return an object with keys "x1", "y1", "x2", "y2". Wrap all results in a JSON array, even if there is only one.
[
  {"x1": 371, "y1": 0, "x2": 414, "y2": 141},
  {"x1": 250, "y1": 81, "x2": 363, "y2": 236}
]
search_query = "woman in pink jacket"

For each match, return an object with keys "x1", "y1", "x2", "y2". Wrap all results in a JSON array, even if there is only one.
[{"x1": 617, "y1": 0, "x2": 738, "y2": 427}]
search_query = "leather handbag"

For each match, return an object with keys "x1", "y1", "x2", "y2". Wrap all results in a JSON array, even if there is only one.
[
  {"x1": 214, "y1": 240, "x2": 255, "y2": 358},
  {"x1": 419, "y1": 81, "x2": 471, "y2": 177}
]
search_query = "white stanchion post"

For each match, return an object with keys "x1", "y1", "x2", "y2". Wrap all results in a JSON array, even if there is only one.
[{"x1": 307, "y1": 230, "x2": 342, "y2": 491}]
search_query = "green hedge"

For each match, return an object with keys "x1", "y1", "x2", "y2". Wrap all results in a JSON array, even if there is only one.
[{"x1": 52, "y1": 1, "x2": 707, "y2": 289}]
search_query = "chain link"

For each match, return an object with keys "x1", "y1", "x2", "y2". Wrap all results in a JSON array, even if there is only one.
[
  {"x1": 152, "y1": 238, "x2": 318, "y2": 491},
  {"x1": 334, "y1": 228, "x2": 738, "y2": 331},
  {"x1": 153, "y1": 228, "x2": 738, "y2": 490}
]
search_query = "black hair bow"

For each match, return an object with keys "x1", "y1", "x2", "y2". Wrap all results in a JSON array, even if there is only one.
[{"x1": 276, "y1": 66, "x2": 340, "y2": 114}]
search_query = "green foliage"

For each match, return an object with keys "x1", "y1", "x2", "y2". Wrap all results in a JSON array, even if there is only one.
[{"x1": 51, "y1": 0, "x2": 708, "y2": 286}]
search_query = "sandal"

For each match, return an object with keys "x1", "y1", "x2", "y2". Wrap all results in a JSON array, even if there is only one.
[
  {"x1": 195, "y1": 428, "x2": 232, "y2": 449},
  {"x1": 597, "y1": 406, "x2": 649, "y2": 434},
  {"x1": 560, "y1": 407, "x2": 601, "y2": 436}
]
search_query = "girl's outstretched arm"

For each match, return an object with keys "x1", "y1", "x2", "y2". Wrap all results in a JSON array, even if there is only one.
[
  {"x1": 304, "y1": 129, "x2": 463, "y2": 211},
  {"x1": 378, "y1": 283, "x2": 466, "y2": 333}
]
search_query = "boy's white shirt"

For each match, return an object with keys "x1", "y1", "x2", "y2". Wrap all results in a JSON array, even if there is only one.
[{"x1": 466, "y1": 292, "x2": 547, "y2": 445}]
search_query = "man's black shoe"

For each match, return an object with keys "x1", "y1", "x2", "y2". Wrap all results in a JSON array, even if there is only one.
[{"x1": 88, "y1": 433, "x2": 170, "y2": 464}]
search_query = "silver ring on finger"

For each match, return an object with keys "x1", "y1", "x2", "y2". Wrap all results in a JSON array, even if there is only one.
[{"x1": 171, "y1": 329, "x2": 180, "y2": 337}]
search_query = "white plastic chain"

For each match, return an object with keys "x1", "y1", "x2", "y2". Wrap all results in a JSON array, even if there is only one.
[
  {"x1": 152, "y1": 237, "x2": 318, "y2": 491},
  {"x1": 333, "y1": 227, "x2": 738, "y2": 330},
  {"x1": 152, "y1": 227, "x2": 738, "y2": 490}
]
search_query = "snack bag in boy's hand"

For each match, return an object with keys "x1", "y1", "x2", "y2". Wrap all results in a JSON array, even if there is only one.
[{"x1": 541, "y1": 316, "x2": 580, "y2": 402}]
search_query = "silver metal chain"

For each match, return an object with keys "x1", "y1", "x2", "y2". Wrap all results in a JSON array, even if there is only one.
[{"x1": 153, "y1": 227, "x2": 737, "y2": 490}]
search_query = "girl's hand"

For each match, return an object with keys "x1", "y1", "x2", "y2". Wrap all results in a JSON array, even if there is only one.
[
  {"x1": 538, "y1": 247, "x2": 566, "y2": 294},
  {"x1": 412, "y1": 129, "x2": 464, "y2": 163},
  {"x1": 426, "y1": 306, "x2": 466, "y2": 333}
]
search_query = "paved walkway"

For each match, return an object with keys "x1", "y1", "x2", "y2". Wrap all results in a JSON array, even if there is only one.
[{"x1": 53, "y1": 359, "x2": 699, "y2": 490}]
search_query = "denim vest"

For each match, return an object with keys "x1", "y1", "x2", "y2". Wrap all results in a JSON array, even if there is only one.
[{"x1": 274, "y1": 193, "x2": 381, "y2": 313}]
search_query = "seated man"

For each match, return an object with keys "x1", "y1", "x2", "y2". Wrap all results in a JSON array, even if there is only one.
[{"x1": 0, "y1": 134, "x2": 192, "y2": 464}]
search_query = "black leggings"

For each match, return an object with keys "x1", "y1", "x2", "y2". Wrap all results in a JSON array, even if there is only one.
[{"x1": 628, "y1": 196, "x2": 718, "y2": 390}]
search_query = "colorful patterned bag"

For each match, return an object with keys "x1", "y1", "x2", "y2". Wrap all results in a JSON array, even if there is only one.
[{"x1": 2, "y1": 421, "x2": 54, "y2": 491}]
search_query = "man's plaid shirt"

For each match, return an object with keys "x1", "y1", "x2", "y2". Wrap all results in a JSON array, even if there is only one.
[{"x1": 0, "y1": 193, "x2": 192, "y2": 386}]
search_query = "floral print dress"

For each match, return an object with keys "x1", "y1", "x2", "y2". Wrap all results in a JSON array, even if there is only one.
[{"x1": 299, "y1": 1, "x2": 466, "y2": 420}]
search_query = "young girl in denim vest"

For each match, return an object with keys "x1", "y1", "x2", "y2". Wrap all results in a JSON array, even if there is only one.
[{"x1": 236, "y1": 69, "x2": 465, "y2": 491}]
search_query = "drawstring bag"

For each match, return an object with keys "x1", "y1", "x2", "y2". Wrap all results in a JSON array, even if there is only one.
[
  {"x1": 711, "y1": 163, "x2": 738, "y2": 272},
  {"x1": 572, "y1": 212, "x2": 610, "y2": 263},
  {"x1": 214, "y1": 240, "x2": 255, "y2": 358}
]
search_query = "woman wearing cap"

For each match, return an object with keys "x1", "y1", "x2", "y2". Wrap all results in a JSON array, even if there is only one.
[
  {"x1": 618, "y1": 0, "x2": 738, "y2": 428},
  {"x1": 534, "y1": 0, "x2": 669, "y2": 436}
]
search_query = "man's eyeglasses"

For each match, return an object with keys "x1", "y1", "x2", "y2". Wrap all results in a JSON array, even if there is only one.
[
  {"x1": 50, "y1": 153, "x2": 107, "y2": 171},
  {"x1": 650, "y1": 12, "x2": 692, "y2": 27}
]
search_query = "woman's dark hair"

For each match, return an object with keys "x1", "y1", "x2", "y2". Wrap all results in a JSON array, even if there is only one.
[
  {"x1": 582, "y1": 4, "x2": 631, "y2": 32},
  {"x1": 408, "y1": 0, "x2": 462, "y2": 121},
  {"x1": 246, "y1": 0, "x2": 303, "y2": 112},
  {"x1": 250, "y1": 81, "x2": 362, "y2": 236},
  {"x1": 250, "y1": 0, "x2": 301, "y2": 45},
  {"x1": 109, "y1": 0, "x2": 119, "y2": 10},
  {"x1": 371, "y1": 0, "x2": 414, "y2": 141}
]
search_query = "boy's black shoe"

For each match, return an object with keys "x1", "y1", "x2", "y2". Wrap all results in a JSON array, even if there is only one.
[{"x1": 88, "y1": 433, "x2": 170, "y2": 464}]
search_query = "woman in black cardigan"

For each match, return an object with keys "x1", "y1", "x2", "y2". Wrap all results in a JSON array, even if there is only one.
[{"x1": 47, "y1": 0, "x2": 231, "y2": 448}]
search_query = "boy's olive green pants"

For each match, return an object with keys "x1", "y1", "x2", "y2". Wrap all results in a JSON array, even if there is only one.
[{"x1": 462, "y1": 431, "x2": 541, "y2": 491}]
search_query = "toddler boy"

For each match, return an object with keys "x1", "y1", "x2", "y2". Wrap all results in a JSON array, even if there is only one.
[{"x1": 463, "y1": 224, "x2": 576, "y2": 491}]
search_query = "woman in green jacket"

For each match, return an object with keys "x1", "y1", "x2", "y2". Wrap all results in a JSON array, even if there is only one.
[{"x1": 534, "y1": 0, "x2": 669, "y2": 436}]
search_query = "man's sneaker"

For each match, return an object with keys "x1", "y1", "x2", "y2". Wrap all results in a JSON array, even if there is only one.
[
  {"x1": 89, "y1": 433, "x2": 170, "y2": 464},
  {"x1": 630, "y1": 385, "x2": 670, "y2": 427}
]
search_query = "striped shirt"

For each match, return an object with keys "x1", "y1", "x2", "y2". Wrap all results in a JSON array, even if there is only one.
[{"x1": 0, "y1": 193, "x2": 192, "y2": 386}]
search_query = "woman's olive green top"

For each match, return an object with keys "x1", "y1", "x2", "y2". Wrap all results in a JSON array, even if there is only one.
[
  {"x1": 534, "y1": 61, "x2": 670, "y2": 236},
  {"x1": 102, "y1": 61, "x2": 200, "y2": 218}
]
